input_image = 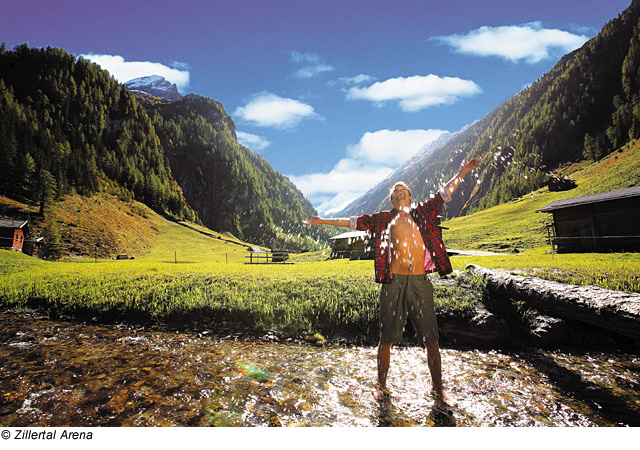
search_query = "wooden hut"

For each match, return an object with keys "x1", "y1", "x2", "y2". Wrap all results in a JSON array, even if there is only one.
[
  {"x1": 536, "y1": 186, "x2": 640, "y2": 253},
  {"x1": 328, "y1": 215, "x2": 445, "y2": 260},
  {"x1": 0, "y1": 219, "x2": 29, "y2": 253},
  {"x1": 328, "y1": 230, "x2": 372, "y2": 260}
]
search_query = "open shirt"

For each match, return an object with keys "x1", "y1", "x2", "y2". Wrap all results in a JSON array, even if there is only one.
[{"x1": 349, "y1": 189, "x2": 453, "y2": 283}]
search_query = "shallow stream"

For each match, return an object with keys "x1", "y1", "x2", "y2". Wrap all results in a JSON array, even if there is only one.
[{"x1": 1, "y1": 313, "x2": 639, "y2": 427}]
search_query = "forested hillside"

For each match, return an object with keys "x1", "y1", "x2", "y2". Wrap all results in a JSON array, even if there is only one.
[
  {"x1": 338, "y1": 0, "x2": 640, "y2": 219},
  {"x1": 0, "y1": 44, "x2": 195, "y2": 221},
  {"x1": 0, "y1": 44, "x2": 329, "y2": 252},
  {"x1": 140, "y1": 95, "x2": 328, "y2": 251}
]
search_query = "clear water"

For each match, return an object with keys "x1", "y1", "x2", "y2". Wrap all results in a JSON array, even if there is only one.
[{"x1": 1, "y1": 313, "x2": 639, "y2": 427}]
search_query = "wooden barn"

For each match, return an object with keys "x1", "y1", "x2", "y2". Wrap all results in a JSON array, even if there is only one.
[
  {"x1": 329, "y1": 230, "x2": 372, "y2": 260},
  {"x1": 0, "y1": 219, "x2": 29, "y2": 253},
  {"x1": 537, "y1": 186, "x2": 640, "y2": 253}
]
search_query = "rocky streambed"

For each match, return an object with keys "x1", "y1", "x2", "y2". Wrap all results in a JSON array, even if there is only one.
[{"x1": 2, "y1": 266, "x2": 639, "y2": 427}]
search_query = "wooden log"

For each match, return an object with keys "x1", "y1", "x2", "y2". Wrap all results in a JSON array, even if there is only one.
[{"x1": 466, "y1": 264, "x2": 640, "y2": 340}]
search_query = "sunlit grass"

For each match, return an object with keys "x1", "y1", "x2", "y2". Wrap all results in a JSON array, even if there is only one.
[
  {"x1": 0, "y1": 249, "x2": 478, "y2": 341},
  {"x1": 443, "y1": 140, "x2": 640, "y2": 253},
  {"x1": 3, "y1": 242, "x2": 637, "y2": 343},
  {"x1": 134, "y1": 219, "x2": 255, "y2": 264},
  {"x1": 443, "y1": 189, "x2": 559, "y2": 252},
  {"x1": 2, "y1": 141, "x2": 639, "y2": 339},
  {"x1": 452, "y1": 249, "x2": 640, "y2": 292}
]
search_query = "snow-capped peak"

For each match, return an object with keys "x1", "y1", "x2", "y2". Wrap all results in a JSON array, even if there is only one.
[{"x1": 124, "y1": 75, "x2": 182, "y2": 101}]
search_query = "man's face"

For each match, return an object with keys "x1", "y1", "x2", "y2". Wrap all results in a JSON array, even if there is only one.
[{"x1": 390, "y1": 184, "x2": 412, "y2": 208}]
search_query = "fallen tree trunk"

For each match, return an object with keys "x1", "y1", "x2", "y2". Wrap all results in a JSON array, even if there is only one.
[{"x1": 466, "y1": 264, "x2": 640, "y2": 341}]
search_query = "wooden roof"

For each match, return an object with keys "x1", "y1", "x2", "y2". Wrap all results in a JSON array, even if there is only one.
[
  {"x1": 537, "y1": 186, "x2": 640, "y2": 213},
  {"x1": 328, "y1": 230, "x2": 369, "y2": 241},
  {"x1": 0, "y1": 219, "x2": 29, "y2": 230}
]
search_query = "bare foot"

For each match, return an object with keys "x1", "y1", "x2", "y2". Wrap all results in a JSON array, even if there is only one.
[
  {"x1": 374, "y1": 383, "x2": 390, "y2": 402},
  {"x1": 432, "y1": 388, "x2": 452, "y2": 406}
]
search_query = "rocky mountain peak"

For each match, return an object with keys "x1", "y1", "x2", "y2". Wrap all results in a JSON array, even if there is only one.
[{"x1": 124, "y1": 75, "x2": 182, "y2": 101}]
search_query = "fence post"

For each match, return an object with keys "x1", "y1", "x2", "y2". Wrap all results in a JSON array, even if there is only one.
[
  {"x1": 226, "y1": 253, "x2": 228, "y2": 264},
  {"x1": 95, "y1": 245, "x2": 97, "y2": 263},
  {"x1": 175, "y1": 251, "x2": 177, "y2": 264}
]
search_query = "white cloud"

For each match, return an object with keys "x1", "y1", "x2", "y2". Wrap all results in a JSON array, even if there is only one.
[
  {"x1": 294, "y1": 64, "x2": 335, "y2": 79},
  {"x1": 329, "y1": 74, "x2": 376, "y2": 86},
  {"x1": 233, "y1": 92, "x2": 319, "y2": 129},
  {"x1": 236, "y1": 131, "x2": 271, "y2": 151},
  {"x1": 291, "y1": 51, "x2": 335, "y2": 79},
  {"x1": 433, "y1": 22, "x2": 589, "y2": 63},
  {"x1": 348, "y1": 129, "x2": 448, "y2": 166},
  {"x1": 290, "y1": 163, "x2": 393, "y2": 202},
  {"x1": 289, "y1": 129, "x2": 447, "y2": 213},
  {"x1": 347, "y1": 75, "x2": 481, "y2": 112},
  {"x1": 80, "y1": 54, "x2": 190, "y2": 92},
  {"x1": 340, "y1": 74, "x2": 375, "y2": 85},
  {"x1": 291, "y1": 51, "x2": 322, "y2": 64}
]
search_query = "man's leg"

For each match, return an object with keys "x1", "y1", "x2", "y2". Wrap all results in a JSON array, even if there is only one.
[
  {"x1": 425, "y1": 339, "x2": 443, "y2": 397},
  {"x1": 376, "y1": 339, "x2": 392, "y2": 400}
]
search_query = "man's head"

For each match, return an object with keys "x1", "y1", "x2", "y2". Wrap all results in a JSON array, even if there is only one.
[{"x1": 389, "y1": 182, "x2": 412, "y2": 208}]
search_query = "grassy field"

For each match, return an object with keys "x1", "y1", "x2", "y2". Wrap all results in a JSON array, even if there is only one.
[
  {"x1": 1, "y1": 225, "x2": 637, "y2": 343},
  {"x1": 0, "y1": 246, "x2": 485, "y2": 342},
  {"x1": 451, "y1": 249, "x2": 640, "y2": 292},
  {"x1": 1, "y1": 141, "x2": 638, "y2": 341},
  {"x1": 442, "y1": 140, "x2": 640, "y2": 253}
]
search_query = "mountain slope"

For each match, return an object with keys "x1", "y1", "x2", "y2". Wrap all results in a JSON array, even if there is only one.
[
  {"x1": 124, "y1": 75, "x2": 182, "y2": 101},
  {"x1": 0, "y1": 44, "x2": 330, "y2": 253},
  {"x1": 137, "y1": 94, "x2": 332, "y2": 251},
  {"x1": 337, "y1": 0, "x2": 640, "y2": 219},
  {"x1": 0, "y1": 44, "x2": 196, "y2": 222},
  {"x1": 442, "y1": 138, "x2": 640, "y2": 253}
]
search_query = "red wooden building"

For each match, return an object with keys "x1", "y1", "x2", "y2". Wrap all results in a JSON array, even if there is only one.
[{"x1": 0, "y1": 219, "x2": 29, "y2": 252}]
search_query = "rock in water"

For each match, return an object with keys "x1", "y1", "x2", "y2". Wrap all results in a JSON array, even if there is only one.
[{"x1": 438, "y1": 305, "x2": 511, "y2": 346}]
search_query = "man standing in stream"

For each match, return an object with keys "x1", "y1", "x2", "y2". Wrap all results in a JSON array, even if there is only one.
[{"x1": 302, "y1": 158, "x2": 477, "y2": 401}]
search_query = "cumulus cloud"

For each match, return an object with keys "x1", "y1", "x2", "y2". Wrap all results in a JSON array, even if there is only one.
[
  {"x1": 289, "y1": 162, "x2": 393, "y2": 206},
  {"x1": 236, "y1": 131, "x2": 271, "y2": 152},
  {"x1": 291, "y1": 51, "x2": 335, "y2": 79},
  {"x1": 329, "y1": 74, "x2": 376, "y2": 86},
  {"x1": 233, "y1": 92, "x2": 319, "y2": 129},
  {"x1": 433, "y1": 22, "x2": 589, "y2": 63},
  {"x1": 347, "y1": 75, "x2": 481, "y2": 112},
  {"x1": 289, "y1": 129, "x2": 447, "y2": 214},
  {"x1": 80, "y1": 53, "x2": 190, "y2": 92},
  {"x1": 347, "y1": 129, "x2": 448, "y2": 166},
  {"x1": 341, "y1": 74, "x2": 375, "y2": 85}
]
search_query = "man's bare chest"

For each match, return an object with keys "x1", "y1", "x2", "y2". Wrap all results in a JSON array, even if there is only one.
[{"x1": 389, "y1": 213, "x2": 425, "y2": 247}]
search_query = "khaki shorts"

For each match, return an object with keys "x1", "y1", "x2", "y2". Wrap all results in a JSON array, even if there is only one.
[{"x1": 379, "y1": 273, "x2": 439, "y2": 344}]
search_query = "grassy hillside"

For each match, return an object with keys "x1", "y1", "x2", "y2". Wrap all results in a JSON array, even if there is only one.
[
  {"x1": 442, "y1": 139, "x2": 640, "y2": 253},
  {"x1": 0, "y1": 192, "x2": 259, "y2": 261}
]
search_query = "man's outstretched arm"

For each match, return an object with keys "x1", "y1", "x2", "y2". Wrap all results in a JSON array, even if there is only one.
[
  {"x1": 440, "y1": 158, "x2": 477, "y2": 200},
  {"x1": 302, "y1": 216, "x2": 350, "y2": 227}
]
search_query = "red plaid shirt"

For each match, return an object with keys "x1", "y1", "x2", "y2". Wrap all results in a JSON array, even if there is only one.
[{"x1": 350, "y1": 191, "x2": 453, "y2": 283}]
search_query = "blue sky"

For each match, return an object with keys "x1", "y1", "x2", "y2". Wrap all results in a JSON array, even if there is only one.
[{"x1": 1, "y1": 0, "x2": 632, "y2": 213}]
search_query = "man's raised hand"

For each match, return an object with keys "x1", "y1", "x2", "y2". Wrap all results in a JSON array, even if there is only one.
[
  {"x1": 461, "y1": 158, "x2": 478, "y2": 175},
  {"x1": 302, "y1": 216, "x2": 322, "y2": 226}
]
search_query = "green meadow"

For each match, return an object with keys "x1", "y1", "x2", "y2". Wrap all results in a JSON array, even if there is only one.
[
  {"x1": 1, "y1": 142, "x2": 639, "y2": 341},
  {"x1": 1, "y1": 224, "x2": 637, "y2": 343},
  {"x1": 0, "y1": 246, "x2": 482, "y2": 342}
]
